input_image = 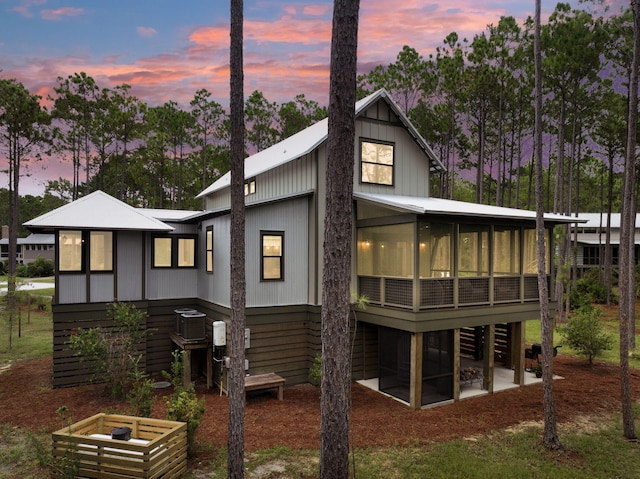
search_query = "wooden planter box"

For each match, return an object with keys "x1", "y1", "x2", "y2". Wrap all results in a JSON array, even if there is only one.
[{"x1": 51, "y1": 413, "x2": 187, "y2": 479}]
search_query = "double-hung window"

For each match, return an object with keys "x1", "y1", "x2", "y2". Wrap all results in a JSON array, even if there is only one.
[
  {"x1": 361, "y1": 139, "x2": 394, "y2": 186},
  {"x1": 261, "y1": 231, "x2": 284, "y2": 281},
  {"x1": 206, "y1": 226, "x2": 213, "y2": 273}
]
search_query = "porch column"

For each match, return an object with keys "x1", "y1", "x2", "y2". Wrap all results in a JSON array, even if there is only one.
[
  {"x1": 512, "y1": 321, "x2": 525, "y2": 386},
  {"x1": 482, "y1": 324, "x2": 495, "y2": 393},
  {"x1": 409, "y1": 332, "x2": 423, "y2": 410},
  {"x1": 453, "y1": 328, "x2": 461, "y2": 401}
]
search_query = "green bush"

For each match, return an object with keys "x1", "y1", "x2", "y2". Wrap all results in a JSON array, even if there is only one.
[
  {"x1": 163, "y1": 351, "x2": 205, "y2": 455},
  {"x1": 308, "y1": 353, "x2": 321, "y2": 386},
  {"x1": 570, "y1": 269, "x2": 616, "y2": 309},
  {"x1": 68, "y1": 302, "x2": 148, "y2": 399},
  {"x1": 26, "y1": 257, "x2": 54, "y2": 277},
  {"x1": 559, "y1": 304, "x2": 614, "y2": 365}
]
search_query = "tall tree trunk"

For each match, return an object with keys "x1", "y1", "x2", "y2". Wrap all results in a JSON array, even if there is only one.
[
  {"x1": 535, "y1": 0, "x2": 562, "y2": 450},
  {"x1": 228, "y1": 0, "x2": 247, "y2": 476},
  {"x1": 619, "y1": 0, "x2": 639, "y2": 442},
  {"x1": 320, "y1": 0, "x2": 359, "y2": 477}
]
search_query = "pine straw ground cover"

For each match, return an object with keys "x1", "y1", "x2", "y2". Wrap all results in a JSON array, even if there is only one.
[{"x1": 1, "y1": 352, "x2": 639, "y2": 477}]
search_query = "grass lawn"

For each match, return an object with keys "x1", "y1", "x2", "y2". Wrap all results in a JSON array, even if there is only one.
[{"x1": 526, "y1": 303, "x2": 640, "y2": 370}]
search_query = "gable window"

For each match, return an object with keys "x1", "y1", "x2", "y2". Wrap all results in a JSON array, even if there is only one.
[
  {"x1": 244, "y1": 178, "x2": 256, "y2": 196},
  {"x1": 153, "y1": 237, "x2": 173, "y2": 268},
  {"x1": 206, "y1": 226, "x2": 213, "y2": 273},
  {"x1": 361, "y1": 139, "x2": 394, "y2": 186},
  {"x1": 59, "y1": 230, "x2": 83, "y2": 272},
  {"x1": 261, "y1": 231, "x2": 284, "y2": 281}
]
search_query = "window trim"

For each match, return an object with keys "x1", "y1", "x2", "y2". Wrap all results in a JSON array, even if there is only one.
[
  {"x1": 260, "y1": 231, "x2": 284, "y2": 281},
  {"x1": 360, "y1": 138, "x2": 395, "y2": 186},
  {"x1": 152, "y1": 235, "x2": 197, "y2": 269},
  {"x1": 205, "y1": 226, "x2": 213, "y2": 273}
]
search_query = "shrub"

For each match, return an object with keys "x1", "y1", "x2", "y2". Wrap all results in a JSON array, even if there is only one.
[
  {"x1": 163, "y1": 351, "x2": 205, "y2": 455},
  {"x1": 308, "y1": 353, "x2": 321, "y2": 386},
  {"x1": 127, "y1": 357, "x2": 155, "y2": 417},
  {"x1": 26, "y1": 257, "x2": 54, "y2": 277},
  {"x1": 68, "y1": 302, "x2": 147, "y2": 399},
  {"x1": 559, "y1": 304, "x2": 614, "y2": 365}
]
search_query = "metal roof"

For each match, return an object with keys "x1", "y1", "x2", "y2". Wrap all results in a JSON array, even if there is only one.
[
  {"x1": 24, "y1": 191, "x2": 175, "y2": 232},
  {"x1": 576, "y1": 213, "x2": 640, "y2": 229},
  {"x1": 354, "y1": 193, "x2": 585, "y2": 223},
  {"x1": 0, "y1": 233, "x2": 54, "y2": 245},
  {"x1": 196, "y1": 89, "x2": 445, "y2": 199}
]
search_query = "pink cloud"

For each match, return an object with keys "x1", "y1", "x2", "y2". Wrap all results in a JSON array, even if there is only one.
[
  {"x1": 41, "y1": 7, "x2": 84, "y2": 21},
  {"x1": 136, "y1": 26, "x2": 157, "y2": 38},
  {"x1": 11, "y1": 0, "x2": 46, "y2": 18},
  {"x1": 303, "y1": 4, "x2": 331, "y2": 16}
]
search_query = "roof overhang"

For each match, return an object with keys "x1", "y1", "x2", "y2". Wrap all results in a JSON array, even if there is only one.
[{"x1": 354, "y1": 193, "x2": 585, "y2": 224}]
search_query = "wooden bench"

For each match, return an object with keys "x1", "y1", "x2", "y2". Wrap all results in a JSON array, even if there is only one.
[{"x1": 244, "y1": 373, "x2": 285, "y2": 401}]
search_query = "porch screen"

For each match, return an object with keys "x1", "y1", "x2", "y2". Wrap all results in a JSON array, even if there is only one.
[
  {"x1": 458, "y1": 224, "x2": 489, "y2": 276},
  {"x1": 357, "y1": 223, "x2": 414, "y2": 278},
  {"x1": 421, "y1": 330, "x2": 454, "y2": 406},
  {"x1": 493, "y1": 227, "x2": 520, "y2": 275},
  {"x1": 523, "y1": 228, "x2": 550, "y2": 274},
  {"x1": 378, "y1": 327, "x2": 411, "y2": 403},
  {"x1": 419, "y1": 222, "x2": 453, "y2": 278}
]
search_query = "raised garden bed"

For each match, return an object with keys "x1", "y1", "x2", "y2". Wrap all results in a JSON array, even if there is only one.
[{"x1": 51, "y1": 413, "x2": 186, "y2": 479}]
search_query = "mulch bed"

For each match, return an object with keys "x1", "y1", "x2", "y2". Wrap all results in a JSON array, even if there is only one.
[{"x1": 0, "y1": 354, "x2": 638, "y2": 454}]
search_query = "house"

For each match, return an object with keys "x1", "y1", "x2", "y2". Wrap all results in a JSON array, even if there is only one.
[
  {"x1": 25, "y1": 89, "x2": 579, "y2": 409},
  {"x1": 0, "y1": 225, "x2": 55, "y2": 265},
  {"x1": 573, "y1": 213, "x2": 640, "y2": 275}
]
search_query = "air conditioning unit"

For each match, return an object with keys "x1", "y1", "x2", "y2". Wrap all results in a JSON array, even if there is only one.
[{"x1": 179, "y1": 312, "x2": 206, "y2": 341}]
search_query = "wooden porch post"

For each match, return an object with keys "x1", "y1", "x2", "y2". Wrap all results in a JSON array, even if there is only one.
[
  {"x1": 409, "y1": 332, "x2": 423, "y2": 410},
  {"x1": 483, "y1": 324, "x2": 495, "y2": 393},
  {"x1": 453, "y1": 328, "x2": 461, "y2": 401},
  {"x1": 513, "y1": 321, "x2": 525, "y2": 386}
]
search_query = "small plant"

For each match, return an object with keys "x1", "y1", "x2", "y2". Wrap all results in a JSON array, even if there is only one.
[
  {"x1": 68, "y1": 301, "x2": 148, "y2": 399},
  {"x1": 163, "y1": 350, "x2": 205, "y2": 455},
  {"x1": 532, "y1": 363, "x2": 543, "y2": 378},
  {"x1": 308, "y1": 353, "x2": 322, "y2": 386},
  {"x1": 559, "y1": 304, "x2": 614, "y2": 366},
  {"x1": 127, "y1": 357, "x2": 155, "y2": 417}
]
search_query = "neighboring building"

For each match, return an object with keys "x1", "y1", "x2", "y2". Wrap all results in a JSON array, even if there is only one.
[
  {"x1": 25, "y1": 90, "x2": 579, "y2": 409},
  {"x1": 0, "y1": 229, "x2": 55, "y2": 265},
  {"x1": 574, "y1": 213, "x2": 640, "y2": 275}
]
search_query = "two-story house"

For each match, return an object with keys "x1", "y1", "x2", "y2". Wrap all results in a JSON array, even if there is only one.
[{"x1": 25, "y1": 89, "x2": 578, "y2": 409}]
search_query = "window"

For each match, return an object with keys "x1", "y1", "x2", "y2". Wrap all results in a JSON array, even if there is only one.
[
  {"x1": 153, "y1": 236, "x2": 196, "y2": 268},
  {"x1": 153, "y1": 237, "x2": 173, "y2": 268},
  {"x1": 206, "y1": 226, "x2": 213, "y2": 273},
  {"x1": 244, "y1": 178, "x2": 256, "y2": 196},
  {"x1": 261, "y1": 232, "x2": 284, "y2": 280},
  {"x1": 178, "y1": 238, "x2": 196, "y2": 268},
  {"x1": 419, "y1": 222, "x2": 453, "y2": 278},
  {"x1": 361, "y1": 140, "x2": 394, "y2": 185},
  {"x1": 523, "y1": 228, "x2": 550, "y2": 274},
  {"x1": 59, "y1": 230, "x2": 83, "y2": 272},
  {"x1": 59, "y1": 230, "x2": 113, "y2": 273},
  {"x1": 90, "y1": 231, "x2": 113, "y2": 271}
]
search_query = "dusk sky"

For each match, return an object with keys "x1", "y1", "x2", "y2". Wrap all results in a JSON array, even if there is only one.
[{"x1": 0, "y1": 0, "x2": 628, "y2": 195}]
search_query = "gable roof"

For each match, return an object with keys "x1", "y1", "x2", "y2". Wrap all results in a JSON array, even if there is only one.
[
  {"x1": 196, "y1": 89, "x2": 445, "y2": 199},
  {"x1": 354, "y1": 193, "x2": 585, "y2": 224},
  {"x1": 24, "y1": 191, "x2": 175, "y2": 232}
]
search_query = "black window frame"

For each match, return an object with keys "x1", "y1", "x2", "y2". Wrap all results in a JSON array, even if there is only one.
[
  {"x1": 151, "y1": 235, "x2": 197, "y2": 269},
  {"x1": 205, "y1": 226, "x2": 213, "y2": 273},
  {"x1": 58, "y1": 229, "x2": 115, "y2": 274},
  {"x1": 260, "y1": 230, "x2": 284, "y2": 281},
  {"x1": 360, "y1": 138, "x2": 395, "y2": 186}
]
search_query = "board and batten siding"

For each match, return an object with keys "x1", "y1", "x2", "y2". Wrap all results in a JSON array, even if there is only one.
[
  {"x1": 57, "y1": 274, "x2": 87, "y2": 304},
  {"x1": 117, "y1": 231, "x2": 144, "y2": 301},
  {"x1": 90, "y1": 274, "x2": 114, "y2": 303},
  {"x1": 204, "y1": 152, "x2": 316, "y2": 212},
  {"x1": 353, "y1": 112, "x2": 430, "y2": 198},
  {"x1": 197, "y1": 215, "x2": 231, "y2": 306}
]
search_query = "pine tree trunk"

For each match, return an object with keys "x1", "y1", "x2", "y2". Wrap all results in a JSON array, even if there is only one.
[
  {"x1": 228, "y1": 0, "x2": 247, "y2": 476},
  {"x1": 320, "y1": 1, "x2": 359, "y2": 477},
  {"x1": 535, "y1": 0, "x2": 562, "y2": 450}
]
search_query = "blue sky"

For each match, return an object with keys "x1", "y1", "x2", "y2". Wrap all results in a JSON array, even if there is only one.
[{"x1": 0, "y1": 0, "x2": 627, "y2": 194}]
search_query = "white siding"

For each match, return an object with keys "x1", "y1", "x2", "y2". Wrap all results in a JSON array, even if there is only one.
[{"x1": 197, "y1": 215, "x2": 231, "y2": 307}]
